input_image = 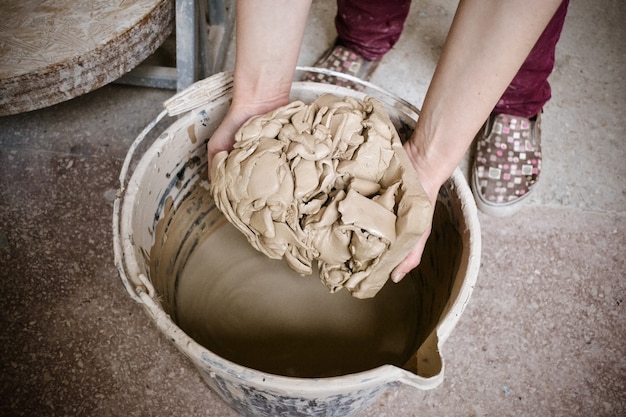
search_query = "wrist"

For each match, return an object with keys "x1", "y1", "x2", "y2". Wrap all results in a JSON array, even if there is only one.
[
  {"x1": 403, "y1": 136, "x2": 451, "y2": 204},
  {"x1": 232, "y1": 64, "x2": 294, "y2": 110}
]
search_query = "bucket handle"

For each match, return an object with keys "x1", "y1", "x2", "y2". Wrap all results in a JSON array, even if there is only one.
[
  {"x1": 113, "y1": 109, "x2": 168, "y2": 302},
  {"x1": 160, "y1": 67, "x2": 419, "y2": 119},
  {"x1": 163, "y1": 71, "x2": 234, "y2": 116}
]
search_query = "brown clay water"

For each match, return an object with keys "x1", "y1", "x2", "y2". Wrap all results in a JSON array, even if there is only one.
[{"x1": 149, "y1": 186, "x2": 459, "y2": 378}]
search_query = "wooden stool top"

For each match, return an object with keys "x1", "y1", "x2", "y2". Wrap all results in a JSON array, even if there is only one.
[{"x1": 0, "y1": 0, "x2": 173, "y2": 115}]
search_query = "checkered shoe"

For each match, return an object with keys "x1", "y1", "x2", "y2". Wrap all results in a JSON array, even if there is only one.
[
  {"x1": 471, "y1": 113, "x2": 542, "y2": 217},
  {"x1": 302, "y1": 43, "x2": 380, "y2": 91}
]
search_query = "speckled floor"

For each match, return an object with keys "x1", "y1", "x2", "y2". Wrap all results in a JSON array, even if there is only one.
[{"x1": 1, "y1": 1, "x2": 624, "y2": 416}]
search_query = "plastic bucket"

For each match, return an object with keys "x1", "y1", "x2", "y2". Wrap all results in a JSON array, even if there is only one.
[{"x1": 113, "y1": 69, "x2": 481, "y2": 417}]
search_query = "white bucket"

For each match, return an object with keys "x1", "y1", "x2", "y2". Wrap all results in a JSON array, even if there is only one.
[{"x1": 113, "y1": 69, "x2": 481, "y2": 417}]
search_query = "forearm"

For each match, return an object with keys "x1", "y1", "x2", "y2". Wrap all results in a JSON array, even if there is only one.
[
  {"x1": 406, "y1": 0, "x2": 563, "y2": 198},
  {"x1": 208, "y1": 0, "x2": 312, "y2": 169},
  {"x1": 232, "y1": 0, "x2": 312, "y2": 110}
]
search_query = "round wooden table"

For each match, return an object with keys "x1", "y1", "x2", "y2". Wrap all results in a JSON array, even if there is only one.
[{"x1": 0, "y1": 0, "x2": 174, "y2": 116}]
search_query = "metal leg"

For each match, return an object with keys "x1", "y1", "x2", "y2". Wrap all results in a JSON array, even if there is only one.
[
  {"x1": 117, "y1": 0, "x2": 234, "y2": 91},
  {"x1": 205, "y1": 0, "x2": 232, "y2": 75},
  {"x1": 175, "y1": 0, "x2": 198, "y2": 91}
]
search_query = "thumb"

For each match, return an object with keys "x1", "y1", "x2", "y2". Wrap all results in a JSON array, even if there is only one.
[{"x1": 390, "y1": 226, "x2": 431, "y2": 282}]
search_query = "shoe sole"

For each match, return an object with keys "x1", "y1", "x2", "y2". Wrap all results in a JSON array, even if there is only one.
[{"x1": 471, "y1": 173, "x2": 534, "y2": 217}]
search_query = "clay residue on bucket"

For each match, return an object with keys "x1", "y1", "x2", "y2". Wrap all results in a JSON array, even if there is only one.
[
  {"x1": 210, "y1": 94, "x2": 433, "y2": 298},
  {"x1": 148, "y1": 175, "x2": 460, "y2": 378}
]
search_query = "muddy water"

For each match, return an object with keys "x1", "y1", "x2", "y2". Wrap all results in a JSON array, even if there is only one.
[{"x1": 150, "y1": 186, "x2": 459, "y2": 378}]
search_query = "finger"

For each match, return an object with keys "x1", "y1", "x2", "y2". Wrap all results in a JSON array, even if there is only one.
[
  {"x1": 390, "y1": 227, "x2": 431, "y2": 283},
  {"x1": 207, "y1": 123, "x2": 237, "y2": 180}
]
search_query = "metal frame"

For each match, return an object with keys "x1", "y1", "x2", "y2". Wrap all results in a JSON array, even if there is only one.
[{"x1": 118, "y1": 0, "x2": 234, "y2": 91}]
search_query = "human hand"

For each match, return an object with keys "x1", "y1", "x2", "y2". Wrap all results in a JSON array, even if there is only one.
[
  {"x1": 390, "y1": 139, "x2": 441, "y2": 283},
  {"x1": 207, "y1": 108, "x2": 250, "y2": 176},
  {"x1": 207, "y1": 96, "x2": 290, "y2": 178},
  {"x1": 390, "y1": 225, "x2": 432, "y2": 283}
]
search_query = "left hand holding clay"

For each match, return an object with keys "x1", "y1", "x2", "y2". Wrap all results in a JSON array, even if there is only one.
[{"x1": 388, "y1": 137, "x2": 440, "y2": 283}]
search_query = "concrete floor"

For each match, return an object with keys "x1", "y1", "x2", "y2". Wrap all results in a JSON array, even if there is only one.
[{"x1": 1, "y1": 0, "x2": 624, "y2": 416}]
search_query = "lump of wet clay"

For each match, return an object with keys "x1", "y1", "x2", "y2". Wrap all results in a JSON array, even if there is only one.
[{"x1": 210, "y1": 94, "x2": 433, "y2": 298}]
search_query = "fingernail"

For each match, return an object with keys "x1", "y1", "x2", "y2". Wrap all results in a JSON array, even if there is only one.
[{"x1": 391, "y1": 271, "x2": 405, "y2": 283}]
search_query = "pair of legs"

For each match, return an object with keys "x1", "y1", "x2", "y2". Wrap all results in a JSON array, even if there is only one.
[{"x1": 307, "y1": 0, "x2": 569, "y2": 215}]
